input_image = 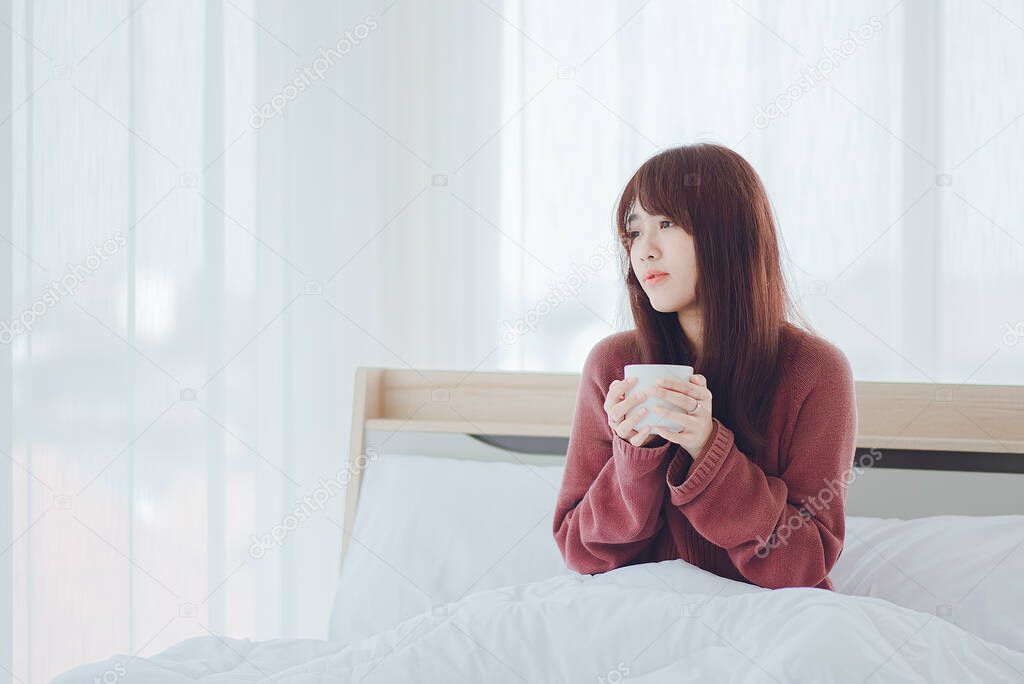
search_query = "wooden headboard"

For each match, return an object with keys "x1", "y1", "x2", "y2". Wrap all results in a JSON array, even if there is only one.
[{"x1": 341, "y1": 367, "x2": 1024, "y2": 563}]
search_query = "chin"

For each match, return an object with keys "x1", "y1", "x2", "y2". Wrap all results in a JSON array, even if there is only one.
[
  {"x1": 647, "y1": 293, "x2": 693, "y2": 313},
  {"x1": 647, "y1": 299, "x2": 678, "y2": 313}
]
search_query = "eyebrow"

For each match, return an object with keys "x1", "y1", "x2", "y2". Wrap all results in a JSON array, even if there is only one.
[{"x1": 627, "y1": 211, "x2": 663, "y2": 225}]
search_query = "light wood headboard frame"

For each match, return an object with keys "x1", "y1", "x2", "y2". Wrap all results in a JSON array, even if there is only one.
[{"x1": 342, "y1": 367, "x2": 1024, "y2": 563}]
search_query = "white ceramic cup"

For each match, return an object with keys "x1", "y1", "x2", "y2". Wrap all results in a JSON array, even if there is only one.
[{"x1": 622, "y1": 364, "x2": 694, "y2": 433}]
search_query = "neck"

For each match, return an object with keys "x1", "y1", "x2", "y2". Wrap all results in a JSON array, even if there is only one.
[{"x1": 677, "y1": 308, "x2": 703, "y2": 359}]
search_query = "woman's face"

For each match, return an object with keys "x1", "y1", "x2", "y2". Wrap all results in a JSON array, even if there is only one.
[{"x1": 626, "y1": 200, "x2": 699, "y2": 315}]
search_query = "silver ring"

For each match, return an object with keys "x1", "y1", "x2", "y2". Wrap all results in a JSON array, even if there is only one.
[{"x1": 686, "y1": 399, "x2": 701, "y2": 415}]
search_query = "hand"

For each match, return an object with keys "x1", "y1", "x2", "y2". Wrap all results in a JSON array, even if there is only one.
[
  {"x1": 648, "y1": 374, "x2": 714, "y2": 458},
  {"x1": 604, "y1": 376, "x2": 664, "y2": 447}
]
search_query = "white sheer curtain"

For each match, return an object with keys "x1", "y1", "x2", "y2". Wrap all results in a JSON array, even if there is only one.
[
  {"x1": 2, "y1": 0, "x2": 1023, "y2": 681},
  {"x1": 498, "y1": 0, "x2": 1024, "y2": 386},
  {"x1": 2, "y1": 0, "x2": 505, "y2": 679}
]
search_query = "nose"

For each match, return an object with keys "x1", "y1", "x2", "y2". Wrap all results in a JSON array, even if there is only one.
[{"x1": 634, "y1": 231, "x2": 658, "y2": 261}]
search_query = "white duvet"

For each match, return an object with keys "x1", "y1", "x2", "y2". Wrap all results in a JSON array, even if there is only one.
[{"x1": 55, "y1": 559, "x2": 1024, "y2": 684}]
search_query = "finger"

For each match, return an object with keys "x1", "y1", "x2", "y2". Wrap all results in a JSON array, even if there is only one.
[
  {"x1": 658, "y1": 374, "x2": 709, "y2": 395},
  {"x1": 666, "y1": 393, "x2": 700, "y2": 414},
  {"x1": 654, "y1": 379, "x2": 710, "y2": 403},
  {"x1": 605, "y1": 376, "x2": 637, "y2": 412},
  {"x1": 650, "y1": 385, "x2": 695, "y2": 410},
  {"x1": 607, "y1": 376, "x2": 637, "y2": 402},
  {"x1": 651, "y1": 405, "x2": 697, "y2": 427},
  {"x1": 609, "y1": 400, "x2": 646, "y2": 439},
  {"x1": 611, "y1": 388, "x2": 648, "y2": 423},
  {"x1": 687, "y1": 375, "x2": 711, "y2": 398},
  {"x1": 655, "y1": 375, "x2": 694, "y2": 392},
  {"x1": 650, "y1": 425, "x2": 681, "y2": 442},
  {"x1": 606, "y1": 378, "x2": 647, "y2": 421},
  {"x1": 618, "y1": 401, "x2": 650, "y2": 435},
  {"x1": 650, "y1": 425, "x2": 686, "y2": 442},
  {"x1": 655, "y1": 376, "x2": 699, "y2": 398},
  {"x1": 628, "y1": 425, "x2": 651, "y2": 446}
]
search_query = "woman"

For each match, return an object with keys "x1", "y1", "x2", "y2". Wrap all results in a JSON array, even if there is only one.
[{"x1": 552, "y1": 143, "x2": 858, "y2": 590}]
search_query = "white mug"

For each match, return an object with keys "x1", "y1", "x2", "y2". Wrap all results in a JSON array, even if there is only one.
[{"x1": 622, "y1": 363, "x2": 694, "y2": 432}]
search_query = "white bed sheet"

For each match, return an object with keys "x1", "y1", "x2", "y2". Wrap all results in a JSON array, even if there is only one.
[{"x1": 55, "y1": 558, "x2": 1024, "y2": 683}]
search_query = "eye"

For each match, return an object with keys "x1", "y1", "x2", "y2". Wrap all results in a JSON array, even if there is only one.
[{"x1": 625, "y1": 220, "x2": 672, "y2": 240}]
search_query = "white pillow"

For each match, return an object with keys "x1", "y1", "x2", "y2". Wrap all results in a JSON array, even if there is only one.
[
  {"x1": 328, "y1": 453, "x2": 571, "y2": 644},
  {"x1": 833, "y1": 515, "x2": 1024, "y2": 652}
]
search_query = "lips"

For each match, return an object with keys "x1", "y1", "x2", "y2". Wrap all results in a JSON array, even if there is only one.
[{"x1": 644, "y1": 271, "x2": 669, "y2": 284}]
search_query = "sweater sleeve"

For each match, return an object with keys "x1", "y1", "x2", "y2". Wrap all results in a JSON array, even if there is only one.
[
  {"x1": 664, "y1": 346, "x2": 857, "y2": 589},
  {"x1": 553, "y1": 340, "x2": 676, "y2": 574}
]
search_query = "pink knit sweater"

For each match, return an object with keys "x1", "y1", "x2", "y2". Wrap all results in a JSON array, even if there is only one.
[{"x1": 552, "y1": 323, "x2": 858, "y2": 590}]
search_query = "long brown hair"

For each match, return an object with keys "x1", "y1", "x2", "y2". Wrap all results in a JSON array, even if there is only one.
[{"x1": 615, "y1": 143, "x2": 814, "y2": 456}]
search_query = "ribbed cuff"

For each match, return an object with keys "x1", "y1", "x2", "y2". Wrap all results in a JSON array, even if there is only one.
[
  {"x1": 666, "y1": 418, "x2": 734, "y2": 505},
  {"x1": 612, "y1": 432, "x2": 675, "y2": 469}
]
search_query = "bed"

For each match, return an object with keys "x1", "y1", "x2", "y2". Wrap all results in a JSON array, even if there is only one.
[{"x1": 55, "y1": 366, "x2": 1024, "y2": 682}]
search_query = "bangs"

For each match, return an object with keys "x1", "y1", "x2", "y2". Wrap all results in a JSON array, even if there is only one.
[
  {"x1": 632, "y1": 163, "x2": 681, "y2": 222},
  {"x1": 617, "y1": 150, "x2": 697, "y2": 245}
]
